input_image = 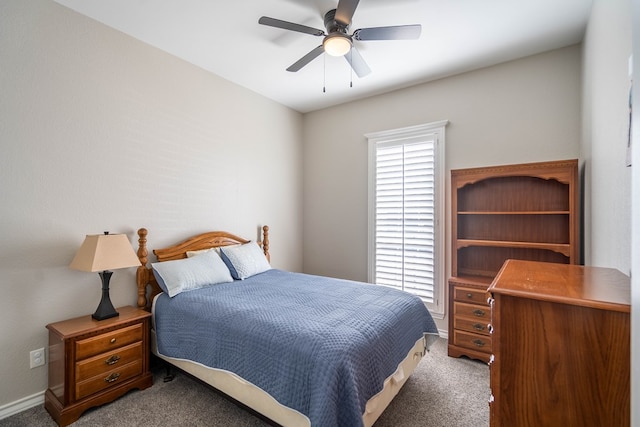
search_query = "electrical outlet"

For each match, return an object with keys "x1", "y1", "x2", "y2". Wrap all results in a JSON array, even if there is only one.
[{"x1": 29, "y1": 348, "x2": 45, "y2": 369}]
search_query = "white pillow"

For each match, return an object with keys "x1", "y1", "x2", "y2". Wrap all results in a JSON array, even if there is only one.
[
  {"x1": 151, "y1": 251, "x2": 233, "y2": 297},
  {"x1": 219, "y1": 242, "x2": 271, "y2": 280}
]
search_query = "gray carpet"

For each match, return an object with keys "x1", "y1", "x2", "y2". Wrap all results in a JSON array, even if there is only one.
[{"x1": 1, "y1": 338, "x2": 489, "y2": 426}]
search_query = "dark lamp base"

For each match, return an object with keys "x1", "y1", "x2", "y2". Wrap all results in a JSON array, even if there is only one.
[
  {"x1": 93, "y1": 271, "x2": 120, "y2": 321},
  {"x1": 92, "y1": 306, "x2": 119, "y2": 321}
]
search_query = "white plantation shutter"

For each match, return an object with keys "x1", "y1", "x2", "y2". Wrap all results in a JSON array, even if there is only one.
[
  {"x1": 375, "y1": 142, "x2": 435, "y2": 301},
  {"x1": 367, "y1": 121, "x2": 447, "y2": 316}
]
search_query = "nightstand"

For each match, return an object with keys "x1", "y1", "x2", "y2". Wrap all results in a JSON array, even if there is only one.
[{"x1": 44, "y1": 306, "x2": 153, "y2": 427}]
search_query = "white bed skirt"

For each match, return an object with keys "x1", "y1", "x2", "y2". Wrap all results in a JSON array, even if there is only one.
[{"x1": 151, "y1": 331, "x2": 432, "y2": 427}]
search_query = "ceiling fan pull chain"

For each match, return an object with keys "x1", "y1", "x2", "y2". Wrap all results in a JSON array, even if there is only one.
[
  {"x1": 323, "y1": 53, "x2": 326, "y2": 93},
  {"x1": 350, "y1": 48, "x2": 353, "y2": 88}
]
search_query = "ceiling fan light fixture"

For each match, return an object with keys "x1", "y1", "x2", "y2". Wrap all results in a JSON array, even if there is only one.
[{"x1": 323, "y1": 34, "x2": 352, "y2": 56}]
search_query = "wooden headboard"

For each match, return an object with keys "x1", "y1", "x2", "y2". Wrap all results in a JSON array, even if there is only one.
[{"x1": 135, "y1": 226, "x2": 270, "y2": 310}]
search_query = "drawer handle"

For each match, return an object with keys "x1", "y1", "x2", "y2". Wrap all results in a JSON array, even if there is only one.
[
  {"x1": 110, "y1": 338, "x2": 117, "y2": 344},
  {"x1": 473, "y1": 323, "x2": 486, "y2": 331},
  {"x1": 472, "y1": 339, "x2": 486, "y2": 348},
  {"x1": 105, "y1": 355, "x2": 120, "y2": 366},
  {"x1": 473, "y1": 309, "x2": 486, "y2": 317},
  {"x1": 104, "y1": 372, "x2": 121, "y2": 383},
  {"x1": 466, "y1": 292, "x2": 473, "y2": 299}
]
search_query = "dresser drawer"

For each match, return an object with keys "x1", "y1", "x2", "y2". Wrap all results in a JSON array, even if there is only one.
[
  {"x1": 75, "y1": 323, "x2": 143, "y2": 360},
  {"x1": 75, "y1": 360, "x2": 142, "y2": 400},
  {"x1": 453, "y1": 330, "x2": 492, "y2": 353},
  {"x1": 454, "y1": 301, "x2": 490, "y2": 320},
  {"x1": 453, "y1": 286, "x2": 489, "y2": 305},
  {"x1": 75, "y1": 342, "x2": 142, "y2": 382},
  {"x1": 454, "y1": 317, "x2": 491, "y2": 336}
]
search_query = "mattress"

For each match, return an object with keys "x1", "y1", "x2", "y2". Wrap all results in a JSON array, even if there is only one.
[{"x1": 151, "y1": 331, "x2": 431, "y2": 427}]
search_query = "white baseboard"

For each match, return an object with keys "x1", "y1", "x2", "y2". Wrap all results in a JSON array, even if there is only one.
[
  {"x1": 0, "y1": 390, "x2": 45, "y2": 420},
  {"x1": 437, "y1": 328, "x2": 448, "y2": 339}
]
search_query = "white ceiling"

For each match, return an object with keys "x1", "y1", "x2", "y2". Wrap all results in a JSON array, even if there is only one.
[{"x1": 53, "y1": 0, "x2": 593, "y2": 113}]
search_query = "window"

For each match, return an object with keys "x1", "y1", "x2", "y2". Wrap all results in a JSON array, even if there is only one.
[{"x1": 366, "y1": 121, "x2": 447, "y2": 317}]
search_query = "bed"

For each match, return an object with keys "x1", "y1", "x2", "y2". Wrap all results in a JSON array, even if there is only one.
[{"x1": 135, "y1": 226, "x2": 439, "y2": 427}]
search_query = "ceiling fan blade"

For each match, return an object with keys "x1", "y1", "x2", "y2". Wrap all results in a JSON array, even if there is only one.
[
  {"x1": 287, "y1": 45, "x2": 325, "y2": 72},
  {"x1": 335, "y1": 0, "x2": 360, "y2": 26},
  {"x1": 344, "y1": 47, "x2": 371, "y2": 78},
  {"x1": 258, "y1": 16, "x2": 325, "y2": 36},
  {"x1": 353, "y1": 24, "x2": 422, "y2": 41}
]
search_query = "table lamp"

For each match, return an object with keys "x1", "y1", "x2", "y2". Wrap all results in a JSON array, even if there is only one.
[{"x1": 69, "y1": 232, "x2": 141, "y2": 320}]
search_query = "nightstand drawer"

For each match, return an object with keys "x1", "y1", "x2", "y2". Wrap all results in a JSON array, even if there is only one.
[
  {"x1": 453, "y1": 330, "x2": 492, "y2": 352},
  {"x1": 75, "y1": 323, "x2": 143, "y2": 360},
  {"x1": 454, "y1": 301, "x2": 490, "y2": 320},
  {"x1": 75, "y1": 360, "x2": 142, "y2": 400},
  {"x1": 75, "y1": 342, "x2": 143, "y2": 382},
  {"x1": 453, "y1": 286, "x2": 489, "y2": 305},
  {"x1": 454, "y1": 317, "x2": 491, "y2": 335}
]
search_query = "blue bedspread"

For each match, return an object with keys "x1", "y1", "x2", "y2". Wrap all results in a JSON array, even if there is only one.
[{"x1": 154, "y1": 269, "x2": 438, "y2": 426}]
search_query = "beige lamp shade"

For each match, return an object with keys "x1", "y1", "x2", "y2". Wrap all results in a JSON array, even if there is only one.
[{"x1": 70, "y1": 233, "x2": 141, "y2": 272}]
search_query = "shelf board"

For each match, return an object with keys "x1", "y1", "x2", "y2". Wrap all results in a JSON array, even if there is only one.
[
  {"x1": 458, "y1": 211, "x2": 570, "y2": 215},
  {"x1": 450, "y1": 275, "x2": 495, "y2": 287},
  {"x1": 456, "y1": 239, "x2": 571, "y2": 257}
]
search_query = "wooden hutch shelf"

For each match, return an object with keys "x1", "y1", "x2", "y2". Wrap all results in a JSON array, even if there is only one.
[
  {"x1": 456, "y1": 240, "x2": 571, "y2": 256},
  {"x1": 448, "y1": 159, "x2": 579, "y2": 363}
]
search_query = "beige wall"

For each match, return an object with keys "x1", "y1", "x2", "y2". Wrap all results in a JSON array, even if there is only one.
[
  {"x1": 302, "y1": 45, "x2": 582, "y2": 331},
  {"x1": 0, "y1": 0, "x2": 303, "y2": 408},
  {"x1": 581, "y1": 0, "x2": 632, "y2": 274}
]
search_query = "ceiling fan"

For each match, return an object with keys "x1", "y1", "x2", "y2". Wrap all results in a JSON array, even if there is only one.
[{"x1": 258, "y1": 0, "x2": 421, "y2": 78}]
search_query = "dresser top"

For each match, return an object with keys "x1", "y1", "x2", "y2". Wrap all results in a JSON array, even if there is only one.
[{"x1": 488, "y1": 260, "x2": 630, "y2": 312}]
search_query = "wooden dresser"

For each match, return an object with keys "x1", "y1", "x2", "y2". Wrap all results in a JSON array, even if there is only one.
[
  {"x1": 45, "y1": 306, "x2": 153, "y2": 426},
  {"x1": 448, "y1": 159, "x2": 579, "y2": 362},
  {"x1": 488, "y1": 260, "x2": 630, "y2": 427}
]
